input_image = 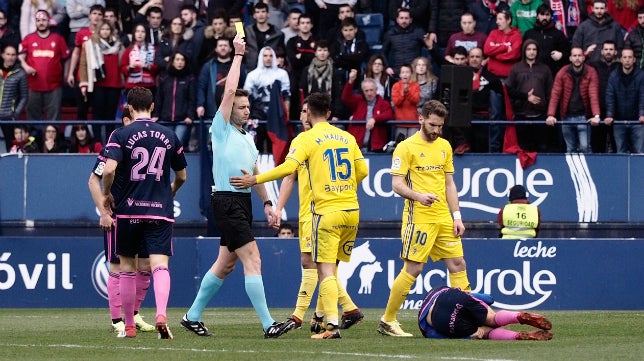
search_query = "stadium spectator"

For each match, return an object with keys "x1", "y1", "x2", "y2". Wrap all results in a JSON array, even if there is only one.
[
  {"x1": 342, "y1": 70, "x2": 394, "y2": 152},
  {"x1": 67, "y1": 5, "x2": 104, "y2": 122},
  {"x1": 282, "y1": 8, "x2": 302, "y2": 45},
  {"x1": 588, "y1": 40, "x2": 619, "y2": 153},
  {"x1": 605, "y1": 47, "x2": 644, "y2": 153},
  {"x1": 228, "y1": 91, "x2": 369, "y2": 340},
  {"x1": 546, "y1": 47, "x2": 601, "y2": 153},
  {"x1": 427, "y1": 0, "x2": 470, "y2": 52},
  {"x1": 523, "y1": 4, "x2": 571, "y2": 77},
  {"x1": 388, "y1": 0, "x2": 430, "y2": 30},
  {"x1": 484, "y1": 10, "x2": 523, "y2": 79},
  {"x1": 382, "y1": 8, "x2": 432, "y2": 77},
  {"x1": 607, "y1": 0, "x2": 644, "y2": 32},
  {"x1": 0, "y1": 43, "x2": 27, "y2": 151},
  {"x1": 510, "y1": 0, "x2": 542, "y2": 35},
  {"x1": 9, "y1": 124, "x2": 38, "y2": 153},
  {"x1": 180, "y1": 35, "x2": 286, "y2": 339},
  {"x1": 155, "y1": 16, "x2": 195, "y2": 74},
  {"x1": 323, "y1": 4, "x2": 366, "y2": 46},
  {"x1": 391, "y1": 64, "x2": 420, "y2": 141},
  {"x1": 19, "y1": 0, "x2": 66, "y2": 40},
  {"x1": 153, "y1": 51, "x2": 195, "y2": 147},
  {"x1": 179, "y1": 4, "x2": 206, "y2": 71},
  {"x1": 276, "y1": 223, "x2": 294, "y2": 238},
  {"x1": 572, "y1": 0, "x2": 624, "y2": 64},
  {"x1": 506, "y1": 39, "x2": 553, "y2": 152},
  {"x1": 286, "y1": 13, "x2": 316, "y2": 118},
  {"x1": 199, "y1": 9, "x2": 232, "y2": 63},
  {"x1": 39, "y1": 123, "x2": 69, "y2": 153},
  {"x1": 133, "y1": 2, "x2": 165, "y2": 46},
  {"x1": 497, "y1": 184, "x2": 541, "y2": 239},
  {"x1": 410, "y1": 56, "x2": 439, "y2": 115},
  {"x1": 469, "y1": 0, "x2": 511, "y2": 35},
  {"x1": 300, "y1": 40, "x2": 343, "y2": 120},
  {"x1": 315, "y1": 0, "x2": 355, "y2": 41},
  {"x1": 121, "y1": 23, "x2": 159, "y2": 92},
  {"x1": 69, "y1": 124, "x2": 102, "y2": 153},
  {"x1": 418, "y1": 286, "x2": 552, "y2": 340},
  {"x1": 378, "y1": 100, "x2": 469, "y2": 337},
  {"x1": 243, "y1": 46, "x2": 291, "y2": 153},
  {"x1": 624, "y1": 6, "x2": 644, "y2": 67},
  {"x1": 103, "y1": 7, "x2": 130, "y2": 47},
  {"x1": 254, "y1": 0, "x2": 290, "y2": 29},
  {"x1": 86, "y1": 106, "x2": 156, "y2": 334},
  {"x1": 272, "y1": 98, "x2": 364, "y2": 335},
  {"x1": 66, "y1": 0, "x2": 105, "y2": 47},
  {"x1": 101, "y1": 86, "x2": 187, "y2": 339},
  {"x1": 363, "y1": 54, "x2": 393, "y2": 103},
  {"x1": 196, "y1": 37, "x2": 245, "y2": 120},
  {"x1": 0, "y1": 9, "x2": 20, "y2": 49},
  {"x1": 484, "y1": 10, "x2": 522, "y2": 152},
  {"x1": 19, "y1": 10, "x2": 69, "y2": 122},
  {"x1": 78, "y1": 19, "x2": 124, "y2": 136},
  {"x1": 444, "y1": 12, "x2": 488, "y2": 65},
  {"x1": 330, "y1": 16, "x2": 369, "y2": 119},
  {"x1": 243, "y1": 2, "x2": 285, "y2": 71}
]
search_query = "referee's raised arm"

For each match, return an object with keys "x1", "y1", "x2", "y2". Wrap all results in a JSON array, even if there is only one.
[{"x1": 220, "y1": 34, "x2": 246, "y2": 123}]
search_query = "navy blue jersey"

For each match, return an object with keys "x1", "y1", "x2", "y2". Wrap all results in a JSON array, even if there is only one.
[
  {"x1": 91, "y1": 143, "x2": 126, "y2": 202},
  {"x1": 104, "y1": 119, "x2": 187, "y2": 220}
]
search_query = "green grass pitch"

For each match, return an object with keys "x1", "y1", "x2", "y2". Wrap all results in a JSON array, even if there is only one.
[{"x1": 1, "y1": 308, "x2": 643, "y2": 361}]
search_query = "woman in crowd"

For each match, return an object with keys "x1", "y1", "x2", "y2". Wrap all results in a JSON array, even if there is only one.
[
  {"x1": 121, "y1": 23, "x2": 158, "y2": 93},
  {"x1": 364, "y1": 54, "x2": 393, "y2": 103},
  {"x1": 40, "y1": 124, "x2": 68, "y2": 153},
  {"x1": 155, "y1": 16, "x2": 194, "y2": 74},
  {"x1": 410, "y1": 56, "x2": 438, "y2": 114},
  {"x1": 69, "y1": 124, "x2": 102, "y2": 153},
  {"x1": 153, "y1": 51, "x2": 195, "y2": 147},
  {"x1": 79, "y1": 20, "x2": 123, "y2": 140}
]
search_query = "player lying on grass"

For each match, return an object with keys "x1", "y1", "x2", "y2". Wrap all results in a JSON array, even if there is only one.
[{"x1": 418, "y1": 286, "x2": 553, "y2": 340}]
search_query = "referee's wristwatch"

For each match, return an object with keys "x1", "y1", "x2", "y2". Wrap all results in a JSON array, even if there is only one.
[{"x1": 263, "y1": 200, "x2": 273, "y2": 207}]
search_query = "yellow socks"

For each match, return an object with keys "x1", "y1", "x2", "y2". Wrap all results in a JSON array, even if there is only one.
[
  {"x1": 319, "y1": 276, "x2": 339, "y2": 326},
  {"x1": 382, "y1": 269, "x2": 416, "y2": 322},
  {"x1": 292, "y1": 268, "x2": 318, "y2": 321},
  {"x1": 449, "y1": 270, "x2": 471, "y2": 292}
]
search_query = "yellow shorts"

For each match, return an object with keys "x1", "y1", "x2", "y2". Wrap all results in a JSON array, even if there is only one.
[
  {"x1": 401, "y1": 221, "x2": 463, "y2": 263},
  {"x1": 299, "y1": 217, "x2": 312, "y2": 253},
  {"x1": 311, "y1": 210, "x2": 359, "y2": 264}
]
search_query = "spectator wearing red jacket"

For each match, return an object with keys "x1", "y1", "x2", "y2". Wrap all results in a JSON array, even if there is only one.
[
  {"x1": 391, "y1": 64, "x2": 420, "y2": 141},
  {"x1": 342, "y1": 69, "x2": 394, "y2": 152},
  {"x1": 483, "y1": 10, "x2": 522, "y2": 78}
]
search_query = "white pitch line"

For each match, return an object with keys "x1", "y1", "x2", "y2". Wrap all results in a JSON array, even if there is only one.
[{"x1": 0, "y1": 343, "x2": 518, "y2": 361}]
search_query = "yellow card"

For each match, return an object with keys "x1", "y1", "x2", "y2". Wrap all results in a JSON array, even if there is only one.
[{"x1": 235, "y1": 22, "x2": 245, "y2": 37}]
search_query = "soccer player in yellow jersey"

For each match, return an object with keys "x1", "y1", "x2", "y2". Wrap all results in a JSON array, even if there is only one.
[
  {"x1": 231, "y1": 92, "x2": 369, "y2": 339},
  {"x1": 377, "y1": 99, "x2": 470, "y2": 337},
  {"x1": 273, "y1": 99, "x2": 364, "y2": 336}
]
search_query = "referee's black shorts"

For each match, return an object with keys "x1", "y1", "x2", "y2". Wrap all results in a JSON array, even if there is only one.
[{"x1": 211, "y1": 191, "x2": 255, "y2": 252}]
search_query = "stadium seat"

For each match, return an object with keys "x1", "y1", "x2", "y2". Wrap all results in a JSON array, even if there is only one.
[{"x1": 355, "y1": 13, "x2": 384, "y2": 54}]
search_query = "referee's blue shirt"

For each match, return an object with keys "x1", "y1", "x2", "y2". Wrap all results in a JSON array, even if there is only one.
[{"x1": 210, "y1": 110, "x2": 258, "y2": 193}]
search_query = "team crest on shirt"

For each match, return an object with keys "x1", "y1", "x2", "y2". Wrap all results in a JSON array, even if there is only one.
[
  {"x1": 51, "y1": 42, "x2": 56, "y2": 48},
  {"x1": 391, "y1": 156, "x2": 401, "y2": 171}
]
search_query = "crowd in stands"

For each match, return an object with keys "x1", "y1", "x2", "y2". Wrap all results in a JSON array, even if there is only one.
[{"x1": 0, "y1": 0, "x2": 643, "y2": 155}]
